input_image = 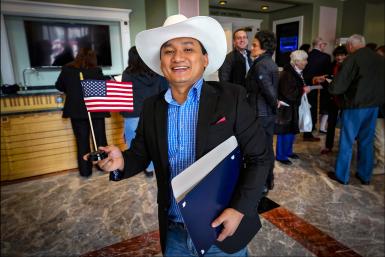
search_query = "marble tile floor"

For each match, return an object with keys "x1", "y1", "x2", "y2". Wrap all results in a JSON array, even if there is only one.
[{"x1": 1, "y1": 134, "x2": 384, "y2": 257}]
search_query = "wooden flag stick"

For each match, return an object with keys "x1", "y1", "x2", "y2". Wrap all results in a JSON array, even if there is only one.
[
  {"x1": 88, "y1": 112, "x2": 98, "y2": 152},
  {"x1": 80, "y1": 72, "x2": 98, "y2": 152}
]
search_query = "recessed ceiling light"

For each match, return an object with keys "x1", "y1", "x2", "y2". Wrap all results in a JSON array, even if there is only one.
[
  {"x1": 260, "y1": 5, "x2": 269, "y2": 11},
  {"x1": 219, "y1": 0, "x2": 227, "y2": 5}
]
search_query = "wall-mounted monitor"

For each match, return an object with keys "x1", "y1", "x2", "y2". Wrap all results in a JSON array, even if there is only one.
[
  {"x1": 279, "y1": 36, "x2": 298, "y2": 53},
  {"x1": 275, "y1": 21, "x2": 299, "y2": 67},
  {"x1": 24, "y1": 20, "x2": 112, "y2": 68}
]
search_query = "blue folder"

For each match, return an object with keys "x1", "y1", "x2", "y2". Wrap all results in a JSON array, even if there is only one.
[{"x1": 171, "y1": 136, "x2": 241, "y2": 256}]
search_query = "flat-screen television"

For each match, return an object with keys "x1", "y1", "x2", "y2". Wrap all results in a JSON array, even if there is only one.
[{"x1": 24, "y1": 20, "x2": 112, "y2": 68}]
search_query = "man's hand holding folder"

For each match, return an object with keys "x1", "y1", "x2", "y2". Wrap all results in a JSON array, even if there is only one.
[
  {"x1": 171, "y1": 136, "x2": 243, "y2": 256},
  {"x1": 212, "y1": 208, "x2": 244, "y2": 241}
]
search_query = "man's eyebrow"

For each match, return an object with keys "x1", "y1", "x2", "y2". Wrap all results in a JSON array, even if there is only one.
[{"x1": 162, "y1": 40, "x2": 195, "y2": 48}]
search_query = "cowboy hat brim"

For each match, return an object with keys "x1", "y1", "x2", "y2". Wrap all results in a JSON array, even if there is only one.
[{"x1": 135, "y1": 16, "x2": 227, "y2": 77}]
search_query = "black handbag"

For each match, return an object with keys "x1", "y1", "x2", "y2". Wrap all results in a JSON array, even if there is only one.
[{"x1": 1, "y1": 84, "x2": 20, "y2": 94}]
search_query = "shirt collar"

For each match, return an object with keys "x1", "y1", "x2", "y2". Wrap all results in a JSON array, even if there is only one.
[
  {"x1": 239, "y1": 49, "x2": 247, "y2": 56},
  {"x1": 164, "y1": 77, "x2": 203, "y2": 105},
  {"x1": 292, "y1": 64, "x2": 303, "y2": 74}
]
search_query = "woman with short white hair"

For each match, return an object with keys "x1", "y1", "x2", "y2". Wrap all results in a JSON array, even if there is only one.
[{"x1": 274, "y1": 50, "x2": 311, "y2": 165}]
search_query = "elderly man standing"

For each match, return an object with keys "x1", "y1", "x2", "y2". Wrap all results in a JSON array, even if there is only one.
[
  {"x1": 218, "y1": 28, "x2": 253, "y2": 87},
  {"x1": 327, "y1": 34, "x2": 384, "y2": 185},
  {"x1": 87, "y1": 15, "x2": 271, "y2": 257},
  {"x1": 302, "y1": 37, "x2": 331, "y2": 141}
]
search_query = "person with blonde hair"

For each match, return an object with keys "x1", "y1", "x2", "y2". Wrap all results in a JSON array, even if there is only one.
[{"x1": 274, "y1": 50, "x2": 310, "y2": 165}]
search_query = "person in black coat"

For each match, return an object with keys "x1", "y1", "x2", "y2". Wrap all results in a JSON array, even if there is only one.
[
  {"x1": 245, "y1": 30, "x2": 279, "y2": 192},
  {"x1": 275, "y1": 50, "x2": 311, "y2": 165},
  {"x1": 55, "y1": 48, "x2": 110, "y2": 177},
  {"x1": 120, "y1": 46, "x2": 168, "y2": 176},
  {"x1": 87, "y1": 15, "x2": 271, "y2": 256},
  {"x1": 320, "y1": 45, "x2": 348, "y2": 155},
  {"x1": 302, "y1": 37, "x2": 331, "y2": 140},
  {"x1": 218, "y1": 28, "x2": 253, "y2": 87}
]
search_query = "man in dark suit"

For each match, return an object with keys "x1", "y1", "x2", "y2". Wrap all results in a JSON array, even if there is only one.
[
  {"x1": 302, "y1": 37, "x2": 331, "y2": 141},
  {"x1": 218, "y1": 28, "x2": 253, "y2": 87},
  {"x1": 88, "y1": 15, "x2": 271, "y2": 257}
]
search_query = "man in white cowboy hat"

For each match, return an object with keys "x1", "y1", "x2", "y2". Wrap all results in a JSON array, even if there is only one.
[{"x1": 89, "y1": 14, "x2": 271, "y2": 256}]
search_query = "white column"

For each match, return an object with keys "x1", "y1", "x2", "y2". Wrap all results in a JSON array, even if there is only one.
[
  {"x1": 319, "y1": 6, "x2": 337, "y2": 55},
  {"x1": 1, "y1": 14, "x2": 16, "y2": 84},
  {"x1": 120, "y1": 19, "x2": 131, "y2": 69}
]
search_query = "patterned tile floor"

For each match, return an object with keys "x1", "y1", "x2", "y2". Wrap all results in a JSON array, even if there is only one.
[{"x1": 1, "y1": 134, "x2": 384, "y2": 257}]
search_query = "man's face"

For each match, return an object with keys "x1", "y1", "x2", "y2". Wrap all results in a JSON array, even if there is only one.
[
  {"x1": 250, "y1": 38, "x2": 265, "y2": 57},
  {"x1": 160, "y1": 37, "x2": 208, "y2": 89},
  {"x1": 233, "y1": 31, "x2": 248, "y2": 51},
  {"x1": 319, "y1": 42, "x2": 327, "y2": 52}
]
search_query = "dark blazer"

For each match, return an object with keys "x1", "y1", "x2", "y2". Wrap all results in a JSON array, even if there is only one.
[
  {"x1": 55, "y1": 66, "x2": 110, "y2": 119},
  {"x1": 301, "y1": 49, "x2": 331, "y2": 130},
  {"x1": 120, "y1": 81, "x2": 271, "y2": 254},
  {"x1": 218, "y1": 50, "x2": 253, "y2": 87},
  {"x1": 302, "y1": 48, "x2": 331, "y2": 85}
]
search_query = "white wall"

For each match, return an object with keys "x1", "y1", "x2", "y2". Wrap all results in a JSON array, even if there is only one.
[
  {"x1": 1, "y1": 0, "x2": 131, "y2": 87},
  {"x1": 364, "y1": 2, "x2": 385, "y2": 45},
  {"x1": 318, "y1": 6, "x2": 337, "y2": 55}
]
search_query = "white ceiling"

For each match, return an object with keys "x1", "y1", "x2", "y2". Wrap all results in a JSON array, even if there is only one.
[
  {"x1": 209, "y1": 0, "x2": 296, "y2": 12},
  {"x1": 209, "y1": 0, "x2": 384, "y2": 13}
]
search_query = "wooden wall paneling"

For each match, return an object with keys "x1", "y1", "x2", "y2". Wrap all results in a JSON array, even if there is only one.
[
  {"x1": 1, "y1": 111, "x2": 126, "y2": 181},
  {"x1": 1, "y1": 115, "x2": 12, "y2": 180}
]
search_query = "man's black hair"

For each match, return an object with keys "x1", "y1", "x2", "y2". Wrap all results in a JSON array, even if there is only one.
[
  {"x1": 332, "y1": 45, "x2": 347, "y2": 57},
  {"x1": 198, "y1": 41, "x2": 207, "y2": 55},
  {"x1": 233, "y1": 28, "x2": 247, "y2": 40},
  {"x1": 254, "y1": 30, "x2": 276, "y2": 55}
]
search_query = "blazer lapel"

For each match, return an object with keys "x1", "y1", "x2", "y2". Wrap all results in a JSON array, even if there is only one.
[
  {"x1": 196, "y1": 82, "x2": 218, "y2": 158},
  {"x1": 155, "y1": 96, "x2": 169, "y2": 175}
]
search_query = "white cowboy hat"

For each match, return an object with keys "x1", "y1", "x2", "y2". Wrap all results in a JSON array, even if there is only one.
[{"x1": 135, "y1": 14, "x2": 227, "y2": 77}]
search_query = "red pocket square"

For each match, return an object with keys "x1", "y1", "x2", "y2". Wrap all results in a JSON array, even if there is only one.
[{"x1": 215, "y1": 116, "x2": 226, "y2": 124}]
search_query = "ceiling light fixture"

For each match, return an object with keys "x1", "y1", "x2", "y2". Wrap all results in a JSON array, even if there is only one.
[
  {"x1": 260, "y1": 5, "x2": 269, "y2": 11},
  {"x1": 219, "y1": 0, "x2": 227, "y2": 5}
]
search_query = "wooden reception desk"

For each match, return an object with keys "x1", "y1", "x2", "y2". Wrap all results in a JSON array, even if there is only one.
[{"x1": 0, "y1": 90, "x2": 126, "y2": 181}]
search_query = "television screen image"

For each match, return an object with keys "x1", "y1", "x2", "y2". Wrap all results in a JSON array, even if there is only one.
[
  {"x1": 279, "y1": 36, "x2": 298, "y2": 53},
  {"x1": 24, "y1": 20, "x2": 112, "y2": 67}
]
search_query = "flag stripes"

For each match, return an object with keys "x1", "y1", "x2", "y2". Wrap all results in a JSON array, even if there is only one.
[{"x1": 81, "y1": 79, "x2": 134, "y2": 112}]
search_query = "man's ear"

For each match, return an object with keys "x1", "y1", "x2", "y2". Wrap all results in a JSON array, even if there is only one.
[{"x1": 203, "y1": 54, "x2": 209, "y2": 69}]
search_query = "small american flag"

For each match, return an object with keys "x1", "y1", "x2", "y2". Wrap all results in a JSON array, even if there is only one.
[{"x1": 81, "y1": 80, "x2": 134, "y2": 112}]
